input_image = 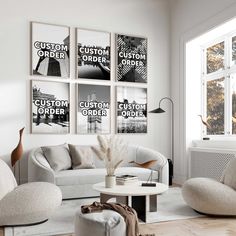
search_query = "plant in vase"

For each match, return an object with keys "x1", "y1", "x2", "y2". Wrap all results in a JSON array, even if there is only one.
[{"x1": 91, "y1": 135, "x2": 126, "y2": 188}]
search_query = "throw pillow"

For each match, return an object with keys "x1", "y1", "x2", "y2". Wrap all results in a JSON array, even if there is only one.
[
  {"x1": 221, "y1": 158, "x2": 236, "y2": 190},
  {"x1": 41, "y1": 144, "x2": 72, "y2": 171},
  {"x1": 68, "y1": 144, "x2": 95, "y2": 169}
]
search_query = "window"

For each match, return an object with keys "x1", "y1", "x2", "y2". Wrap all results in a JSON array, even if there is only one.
[{"x1": 202, "y1": 32, "x2": 236, "y2": 136}]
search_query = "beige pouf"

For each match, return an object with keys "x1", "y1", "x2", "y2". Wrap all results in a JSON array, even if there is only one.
[
  {"x1": 182, "y1": 177, "x2": 236, "y2": 215},
  {"x1": 75, "y1": 210, "x2": 126, "y2": 236}
]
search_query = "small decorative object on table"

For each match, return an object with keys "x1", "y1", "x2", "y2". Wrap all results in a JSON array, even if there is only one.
[
  {"x1": 92, "y1": 135, "x2": 126, "y2": 188},
  {"x1": 130, "y1": 160, "x2": 157, "y2": 187},
  {"x1": 116, "y1": 175, "x2": 138, "y2": 185}
]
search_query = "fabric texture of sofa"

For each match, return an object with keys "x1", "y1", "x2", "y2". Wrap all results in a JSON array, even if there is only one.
[{"x1": 28, "y1": 145, "x2": 169, "y2": 199}]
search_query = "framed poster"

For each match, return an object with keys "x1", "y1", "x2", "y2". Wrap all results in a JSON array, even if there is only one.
[
  {"x1": 116, "y1": 34, "x2": 147, "y2": 83},
  {"x1": 31, "y1": 22, "x2": 70, "y2": 78},
  {"x1": 31, "y1": 80, "x2": 70, "y2": 134},
  {"x1": 77, "y1": 84, "x2": 110, "y2": 134},
  {"x1": 76, "y1": 28, "x2": 110, "y2": 80},
  {"x1": 116, "y1": 86, "x2": 147, "y2": 133}
]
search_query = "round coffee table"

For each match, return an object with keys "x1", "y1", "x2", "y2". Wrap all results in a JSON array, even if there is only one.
[{"x1": 93, "y1": 181, "x2": 168, "y2": 222}]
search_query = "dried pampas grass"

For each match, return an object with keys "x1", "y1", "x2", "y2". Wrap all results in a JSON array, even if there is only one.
[{"x1": 91, "y1": 135, "x2": 127, "y2": 176}]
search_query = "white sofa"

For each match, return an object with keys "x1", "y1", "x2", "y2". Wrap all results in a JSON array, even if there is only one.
[{"x1": 28, "y1": 145, "x2": 169, "y2": 199}]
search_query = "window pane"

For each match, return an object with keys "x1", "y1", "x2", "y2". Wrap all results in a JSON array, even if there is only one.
[
  {"x1": 207, "y1": 77, "x2": 224, "y2": 135},
  {"x1": 207, "y1": 42, "x2": 224, "y2": 74},
  {"x1": 232, "y1": 36, "x2": 236, "y2": 65},
  {"x1": 232, "y1": 76, "x2": 236, "y2": 134}
]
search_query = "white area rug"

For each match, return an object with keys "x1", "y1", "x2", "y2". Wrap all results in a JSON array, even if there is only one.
[{"x1": 4, "y1": 188, "x2": 203, "y2": 236}]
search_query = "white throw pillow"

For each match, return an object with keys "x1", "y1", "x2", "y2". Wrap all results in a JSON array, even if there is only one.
[
  {"x1": 221, "y1": 158, "x2": 236, "y2": 190},
  {"x1": 41, "y1": 144, "x2": 72, "y2": 172},
  {"x1": 68, "y1": 144, "x2": 95, "y2": 169}
]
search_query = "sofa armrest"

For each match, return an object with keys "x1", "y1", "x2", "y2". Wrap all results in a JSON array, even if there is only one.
[
  {"x1": 28, "y1": 149, "x2": 55, "y2": 184},
  {"x1": 135, "y1": 146, "x2": 169, "y2": 185}
]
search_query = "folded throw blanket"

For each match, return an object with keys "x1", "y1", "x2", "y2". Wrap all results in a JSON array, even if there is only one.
[{"x1": 81, "y1": 201, "x2": 155, "y2": 236}]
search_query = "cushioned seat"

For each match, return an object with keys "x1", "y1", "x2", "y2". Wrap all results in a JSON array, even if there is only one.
[
  {"x1": 28, "y1": 145, "x2": 168, "y2": 199},
  {"x1": 0, "y1": 159, "x2": 62, "y2": 226},
  {"x1": 75, "y1": 210, "x2": 126, "y2": 236},
  {"x1": 182, "y1": 158, "x2": 236, "y2": 215},
  {"x1": 55, "y1": 167, "x2": 158, "y2": 186}
]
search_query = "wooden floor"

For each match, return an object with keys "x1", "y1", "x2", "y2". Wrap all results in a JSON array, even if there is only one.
[{"x1": 1, "y1": 217, "x2": 236, "y2": 236}]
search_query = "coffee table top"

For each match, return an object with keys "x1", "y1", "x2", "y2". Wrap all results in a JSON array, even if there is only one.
[{"x1": 93, "y1": 181, "x2": 168, "y2": 196}]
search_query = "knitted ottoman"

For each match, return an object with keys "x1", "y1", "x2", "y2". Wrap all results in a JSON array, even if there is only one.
[{"x1": 75, "y1": 210, "x2": 126, "y2": 236}]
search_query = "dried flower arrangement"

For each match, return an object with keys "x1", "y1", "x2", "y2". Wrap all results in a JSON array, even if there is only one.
[{"x1": 91, "y1": 135, "x2": 126, "y2": 176}]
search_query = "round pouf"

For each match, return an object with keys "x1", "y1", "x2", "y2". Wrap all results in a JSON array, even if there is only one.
[
  {"x1": 182, "y1": 178, "x2": 236, "y2": 215},
  {"x1": 75, "y1": 210, "x2": 126, "y2": 236}
]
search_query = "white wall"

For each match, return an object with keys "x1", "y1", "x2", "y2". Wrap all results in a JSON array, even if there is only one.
[
  {"x1": 170, "y1": 0, "x2": 236, "y2": 183},
  {"x1": 0, "y1": 0, "x2": 171, "y2": 182}
]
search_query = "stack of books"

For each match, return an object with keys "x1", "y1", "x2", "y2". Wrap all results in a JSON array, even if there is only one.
[{"x1": 116, "y1": 175, "x2": 138, "y2": 185}]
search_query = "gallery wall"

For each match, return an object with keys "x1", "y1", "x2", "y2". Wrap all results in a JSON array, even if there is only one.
[
  {"x1": 170, "y1": 0, "x2": 236, "y2": 184},
  {"x1": 0, "y1": 0, "x2": 171, "y2": 182}
]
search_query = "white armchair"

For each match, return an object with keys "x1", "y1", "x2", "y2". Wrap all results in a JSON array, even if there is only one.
[
  {"x1": 0, "y1": 159, "x2": 62, "y2": 226},
  {"x1": 182, "y1": 158, "x2": 236, "y2": 215}
]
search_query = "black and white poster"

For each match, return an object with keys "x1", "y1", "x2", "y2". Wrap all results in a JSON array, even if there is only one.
[
  {"x1": 116, "y1": 34, "x2": 147, "y2": 83},
  {"x1": 116, "y1": 86, "x2": 147, "y2": 133},
  {"x1": 77, "y1": 84, "x2": 110, "y2": 134},
  {"x1": 31, "y1": 80, "x2": 70, "y2": 134},
  {"x1": 77, "y1": 28, "x2": 110, "y2": 80},
  {"x1": 31, "y1": 22, "x2": 70, "y2": 78}
]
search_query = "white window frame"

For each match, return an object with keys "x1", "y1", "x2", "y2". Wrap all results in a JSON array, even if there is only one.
[{"x1": 201, "y1": 31, "x2": 236, "y2": 137}]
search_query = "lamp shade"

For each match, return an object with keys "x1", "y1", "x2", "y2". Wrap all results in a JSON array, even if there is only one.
[{"x1": 149, "y1": 107, "x2": 166, "y2": 113}]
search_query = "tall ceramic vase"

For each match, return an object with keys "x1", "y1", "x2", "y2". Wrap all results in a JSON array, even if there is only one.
[
  {"x1": 11, "y1": 127, "x2": 25, "y2": 184},
  {"x1": 105, "y1": 175, "x2": 116, "y2": 188}
]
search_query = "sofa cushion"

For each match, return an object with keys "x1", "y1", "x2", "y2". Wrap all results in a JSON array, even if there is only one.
[
  {"x1": 41, "y1": 144, "x2": 71, "y2": 172},
  {"x1": 35, "y1": 151, "x2": 51, "y2": 169},
  {"x1": 54, "y1": 167, "x2": 158, "y2": 186},
  {"x1": 221, "y1": 158, "x2": 236, "y2": 190},
  {"x1": 68, "y1": 144, "x2": 95, "y2": 169}
]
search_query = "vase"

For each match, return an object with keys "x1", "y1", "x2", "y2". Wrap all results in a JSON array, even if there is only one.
[
  {"x1": 11, "y1": 127, "x2": 25, "y2": 167},
  {"x1": 105, "y1": 175, "x2": 116, "y2": 188}
]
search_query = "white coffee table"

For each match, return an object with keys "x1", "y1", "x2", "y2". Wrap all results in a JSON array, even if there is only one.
[{"x1": 93, "y1": 181, "x2": 168, "y2": 222}]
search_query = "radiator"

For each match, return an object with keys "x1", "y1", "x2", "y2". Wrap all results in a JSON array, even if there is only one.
[{"x1": 189, "y1": 147, "x2": 236, "y2": 181}]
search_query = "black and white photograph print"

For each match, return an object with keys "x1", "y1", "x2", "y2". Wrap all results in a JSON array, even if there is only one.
[
  {"x1": 31, "y1": 80, "x2": 70, "y2": 134},
  {"x1": 116, "y1": 86, "x2": 147, "y2": 133},
  {"x1": 116, "y1": 34, "x2": 147, "y2": 83},
  {"x1": 77, "y1": 84, "x2": 110, "y2": 134},
  {"x1": 31, "y1": 22, "x2": 70, "y2": 78},
  {"x1": 77, "y1": 28, "x2": 110, "y2": 80}
]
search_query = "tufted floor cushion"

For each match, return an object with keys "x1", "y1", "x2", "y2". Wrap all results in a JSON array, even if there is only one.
[
  {"x1": 55, "y1": 167, "x2": 158, "y2": 186},
  {"x1": 75, "y1": 209, "x2": 126, "y2": 236},
  {"x1": 182, "y1": 177, "x2": 236, "y2": 215},
  {"x1": 0, "y1": 182, "x2": 62, "y2": 226}
]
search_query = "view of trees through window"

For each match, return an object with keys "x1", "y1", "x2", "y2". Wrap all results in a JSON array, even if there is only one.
[
  {"x1": 202, "y1": 33, "x2": 236, "y2": 136},
  {"x1": 232, "y1": 36, "x2": 236, "y2": 65},
  {"x1": 207, "y1": 42, "x2": 224, "y2": 74},
  {"x1": 232, "y1": 77, "x2": 236, "y2": 134},
  {"x1": 207, "y1": 78, "x2": 224, "y2": 135}
]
